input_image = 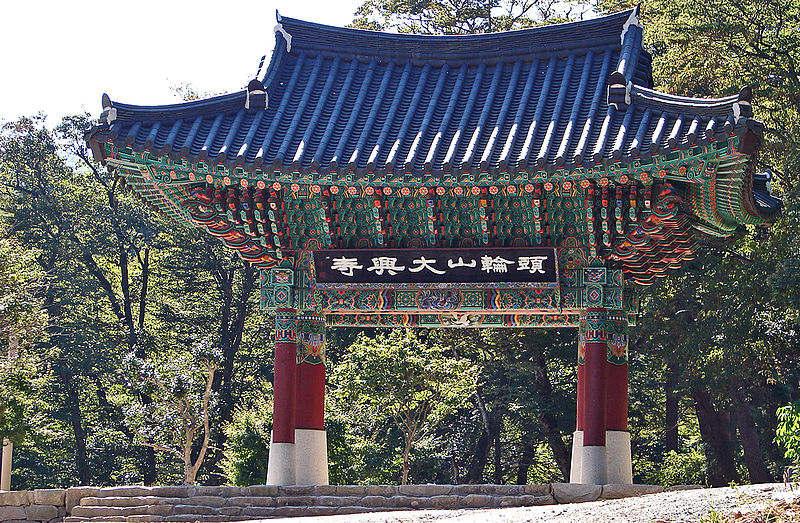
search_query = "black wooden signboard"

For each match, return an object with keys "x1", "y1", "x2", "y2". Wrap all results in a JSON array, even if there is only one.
[{"x1": 314, "y1": 248, "x2": 558, "y2": 284}]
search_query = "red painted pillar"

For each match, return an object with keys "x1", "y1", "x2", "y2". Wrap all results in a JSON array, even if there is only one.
[
  {"x1": 571, "y1": 328, "x2": 588, "y2": 482},
  {"x1": 296, "y1": 363, "x2": 325, "y2": 430},
  {"x1": 605, "y1": 312, "x2": 632, "y2": 483},
  {"x1": 583, "y1": 324, "x2": 607, "y2": 447},
  {"x1": 296, "y1": 313, "x2": 325, "y2": 431},
  {"x1": 576, "y1": 308, "x2": 608, "y2": 484},
  {"x1": 576, "y1": 335, "x2": 586, "y2": 432},
  {"x1": 294, "y1": 313, "x2": 328, "y2": 485},
  {"x1": 571, "y1": 308, "x2": 632, "y2": 484},
  {"x1": 267, "y1": 308, "x2": 298, "y2": 485},
  {"x1": 605, "y1": 362, "x2": 628, "y2": 431}
]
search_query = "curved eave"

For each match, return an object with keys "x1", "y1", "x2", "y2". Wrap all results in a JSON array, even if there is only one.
[
  {"x1": 87, "y1": 99, "x2": 762, "y2": 176},
  {"x1": 614, "y1": 88, "x2": 781, "y2": 227}
]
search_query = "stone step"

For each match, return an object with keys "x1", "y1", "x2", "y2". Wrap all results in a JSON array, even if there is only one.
[
  {"x1": 65, "y1": 516, "x2": 249, "y2": 522},
  {"x1": 63, "y1": 496, "x2": 556, "y2": 522},
  {"x1": 71, "y1": 504, "x2": 173, "y2": 518},
  {"x1": 59, "y1": 483, "x2": 674, "y2": 522},
  {"x1": 64, "y1": 505, "x2": 403, "y2": 522},
  {"x1": 79, "y1": 496, "x2": 187, "y2": 507},
  {"x1": 65, "y1": 517, "x2": 128, "y2": 522},
  {"x1": 68, "y1": 483, "x2": 549, "y2": 499},
  {"x1": 74, "y1": 492, "x2": 556, "y2": 509}
]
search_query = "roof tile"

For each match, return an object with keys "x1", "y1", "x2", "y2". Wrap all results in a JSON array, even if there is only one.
[{"x1": 97, "y1": 9, "x2": 760, "y2": 179}]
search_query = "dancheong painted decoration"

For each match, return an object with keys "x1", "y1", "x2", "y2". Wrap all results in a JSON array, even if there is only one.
[{"x1": 87, "y1": 8, "x2": 780, "y2": 487}]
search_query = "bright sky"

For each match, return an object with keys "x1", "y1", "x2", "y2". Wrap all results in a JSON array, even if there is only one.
[{"x1": 0, "y1": 0, "x2": 363, "y2": 124}]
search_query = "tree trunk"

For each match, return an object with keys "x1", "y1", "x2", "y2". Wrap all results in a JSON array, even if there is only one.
[
  {"x1": 493, "y1": 417, "x2": 503, "y2": 484},
  {"x1": 731, "y1": 387, "x2": 772, "y2": 483},
  {"x1": 64, "y1": 372, "x2": 90, "y2": 485},
  {"x1": 515, "y1": 441, "x2": 536, "y2": 485},
  {"x1": 204, "y1": 262, "x2": 255, "y2": 483},
  {"x1": 450, "y1": 438, "x2": 460, "y2": 483},
  {"x1": 137, "y1": 247, "x2": 150, "y2": 331},
  {"x1": 185, "y1": 468, "x2": 196, "y2": 485},
  {"x1": 181, "y1": 365, "x2": 216, "y2": 485},
  {"x1": 465, "y1": 431, "x2": 490, "y2": 483},
  {"x1": 465, "y1": 392, "x2": 492, "y2": 483},
  {"x1": 664, "y1": 360, "x2": 681, "y2": 453},
  {"x1": 216, "y1": 264, "x2": 256, "y2": 430},
  {"x1": 530, "y1": 349, "x2": 571, "y2": 481},
  {"x1": 183, "y1": 430, "x2": 196, "y2": 485},
  {"x1": 71, "y1": 227, "x2": 157, "y2": 484},
  {"x1": 664, "y1": 388, "x2": 680, "y2": 454},
  {"x1": 44, "y1": 269, "x2": 98, "y2": 486},
  {"x1": 760, "y1": 385, "x2": 791, "y2": 469},
  {"x1": 119, "y1": 245, "x2": 138, "y2": 352},
  {"x1": 141, "y1": 441, "x2": 157, "y2": 484},
  {"x1": 401, "y1": 432, "x2": 413, "y2": 485},
  {"x1": 691, "y1": 384, "x2": 739, "y2": 486}
]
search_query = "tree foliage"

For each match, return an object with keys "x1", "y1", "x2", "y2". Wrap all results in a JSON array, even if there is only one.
[
  {"x1": 331, "y1": 330, "x2": 476, "y2": 483},
  {"x1": 219, "y1": 403, "x2": 272, "y2": 486},
  {"x1": 124, "y1": 339, "x2": 221, "y2": 485},
  {"x1": 776, "y1": 402, "x2": 800, "y2": 466},
  {"x1": 352, "y1": 0, "x2": 582, "y2": 33},
  {"x1": 0, "y1": 116, "x2": 265, "y2": 487}
]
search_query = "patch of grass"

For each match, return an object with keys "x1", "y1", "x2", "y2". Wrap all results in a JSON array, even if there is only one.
[
  {"x1": 699, "y1": 507, "x2": 726, "y2": 523},
  {"x1": 702, "y1": 500, "x2": 800, "y2": 522}
]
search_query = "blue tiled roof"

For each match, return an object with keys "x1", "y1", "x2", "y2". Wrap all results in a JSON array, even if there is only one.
[{"x1": 95, "y1": 9, "x2": 764, "y2": 177}]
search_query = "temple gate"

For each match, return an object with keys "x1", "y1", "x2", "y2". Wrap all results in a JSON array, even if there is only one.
[{"x1": 86, "y1": 8, "x2": 780, "y2": 486}]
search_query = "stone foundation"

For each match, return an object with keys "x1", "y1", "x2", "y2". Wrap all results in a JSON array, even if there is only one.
[
  {"x1": 0, "y1": 489, "x2": 66, "y2": 523},
  {"x1": 0, "y1": 483, "x2": 698, "y2": 522}
]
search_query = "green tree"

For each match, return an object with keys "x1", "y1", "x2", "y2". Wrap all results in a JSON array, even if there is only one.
[
  {"x1": 219, "y1": 403, "x2": 272, "y2": 486},
  {"x1": 331, "y1": 330, "x2": 476, "y2": 483},
  {"x1": 0, "y1": 236, "x2": 47, "y2": 355},
  {"x1": 0, "y1": 114, "x2": 268, "y2": 487},
  {"x1": 430, "y1": 328, "x2": 574, "y2": 484},
  {"x1": 776, "y1": 402, "x2": 800, "y2": 471},
  {"x1": 352, "y1": 0, "x2": 579, "y2": 33},
  {"x1": 0, "y1": 236, "x2": 48, "y2": 444},
  {"x1": 123, "y1": 339, "x2": 220, "y2": 485}
]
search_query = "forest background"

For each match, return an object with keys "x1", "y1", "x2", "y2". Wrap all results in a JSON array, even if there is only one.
[{"x1": 1, "y1": 0, "x2": 799, "y2": 489}]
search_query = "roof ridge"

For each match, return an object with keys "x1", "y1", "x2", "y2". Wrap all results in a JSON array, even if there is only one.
[
  {"x1": 277, "y1": 8, "x2": 636, "y2": 39},
  {"x1": 272, "y1": 10, "x2": 637, "y2": 63},
  {"x1": 109, "y1": 91, "x2": 245, "y2": 122},
  {"x1": 630, "y1": 85, "x2": 740, "y2": 112}
]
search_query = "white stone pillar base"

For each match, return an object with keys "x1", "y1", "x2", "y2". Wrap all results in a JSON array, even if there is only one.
[
  {"x1": 294, "y1": 429, "x2": 329, "y2": 485},
  {"x1": 580, "y1": 445, "x2": 607, "y2": 485},
  {"x1": 569, "y1": 430, "x2": 632, "y2": 484},
  {"x1": 605, "y1": 430, "x2": 632, "y2": 484},
  {"x1": 266, "y1": 440, "x2": 296, "y2": 485}
]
